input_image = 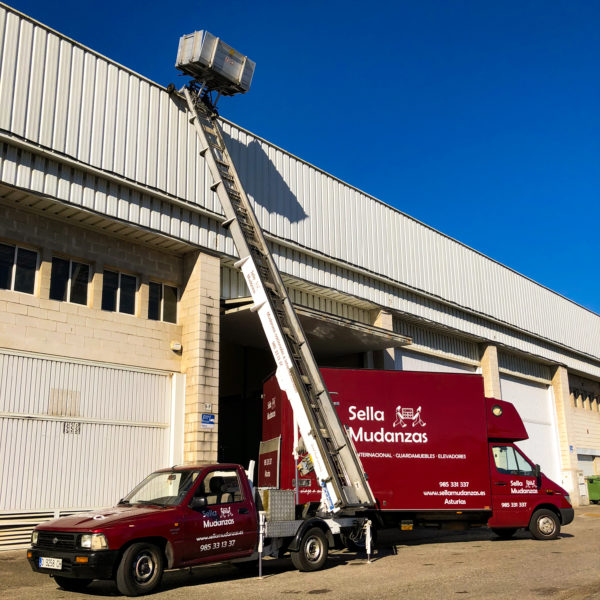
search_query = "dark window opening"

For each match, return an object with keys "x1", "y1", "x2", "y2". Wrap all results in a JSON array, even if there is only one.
[
  {"x1": 50, "y1": 258, "x2": 69, "y2": 301},
  {"x1": 0, "y1": 243, "x2": 38, "y2": 294},
  {"x1": 50, "y1": 258, "x2": 89, "y2": 305},
  {"x1": 14, "y1": 248, "x2": 37, "y2": 294},
  {"x1": 148, "y1": 282, "x2": 161, "y2": 320},
  {"x1": 70, "y1": 262, "x2": 89, "y2": 305},
  {"x1": 101, "y1": 270, "x2": 118, "y2": 311},
  {"x1": 120, "y1": 274, "x2": 137, "y2": 315},
  {"x1": 0, "y1": 243, "x2": 15, "y2": 290},
  {"x1": 148, "y1": 282, "x2": 177, "y2": 323},
  {"x1": 101, "y1": 269, "x2": 136, "y2": 315}
]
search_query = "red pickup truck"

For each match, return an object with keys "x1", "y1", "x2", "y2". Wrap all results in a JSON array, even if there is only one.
[{"x1": 27, "y1": 462, "x2": 363, "y2": 596}]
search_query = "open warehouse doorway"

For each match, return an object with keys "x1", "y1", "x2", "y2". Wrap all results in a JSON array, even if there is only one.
[{"x1": 218, "y1": 299, "x2": 410, "y2": 469}]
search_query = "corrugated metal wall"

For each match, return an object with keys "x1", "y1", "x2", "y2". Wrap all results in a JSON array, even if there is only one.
[
  {"x1": 498, "y1": 351, "x2": 552, "y2": 384},
  {"x1": 394, "y1": 319, "x2": 480, "y2": 367},
  {"x1": 0, "y1": 351, "x2": 172, "y2": 511},
  {"x1": 1, "y1": 4, "x2": 599, "y2": 369},
  {"x1": 0, "y1": 7, "x2": 217, "y2": 209}
]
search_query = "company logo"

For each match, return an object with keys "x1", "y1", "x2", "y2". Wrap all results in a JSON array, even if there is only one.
[
  {"x1": 347, "y1": 404, "x2": 428, "y2": 445},
  {"x1": 203, "y1": 518, "x2": 235, "y2": 528},
  {"x1": 52, "y1": 537, "x2": 58, "y2": 545},
  {"x1": 393, "y1": 406, "x2": 426, "y2": 428},
  {"x1": 201, "y1": 509, "x2": 219, "y2": 521}
]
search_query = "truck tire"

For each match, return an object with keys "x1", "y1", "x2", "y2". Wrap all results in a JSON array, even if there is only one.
[
  {"x1": 116, "y1": 542, "x2": 164, "y2": 596},
  {"x1": 54, "y1": 576, "x2": 92, "y2": 591},
  {"x1": 491, "y1": 527, "x2": 518, "y2": 539},
  {"x1": 291, "y1": 527, "x2": 328, "y2": 572},
  {"x1": 529, "y1": 509, "x2": 560, "y2": 540}
]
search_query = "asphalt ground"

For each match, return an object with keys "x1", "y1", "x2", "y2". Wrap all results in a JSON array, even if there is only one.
[{"x1": 1, "y1": 504, "x2": 599, "y2": 600}]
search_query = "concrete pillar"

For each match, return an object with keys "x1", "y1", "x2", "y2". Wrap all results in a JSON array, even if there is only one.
[
  {"x1": 551, "y1": 366, "x2": 582, "y2": 506},
  {"x1": 180, "y1": 251, "x2": 220, "y2": 463},
  {"x1": 480, "y1": 345, "x2": 502, "y2": 399},
  {"x1": 372, "y1": 310, "x2": 395, "y2": 370}
]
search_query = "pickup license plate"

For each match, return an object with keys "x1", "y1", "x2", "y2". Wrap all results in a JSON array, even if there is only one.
[{"x1": 39, "y1": 557, "x2": 62, "y2": 570}]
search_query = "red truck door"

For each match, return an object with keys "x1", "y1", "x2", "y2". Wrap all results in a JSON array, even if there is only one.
[
  {"x1": 181, "y1": 467, "x2": 257, "y2": 564},
  {"x1": 488, "y1": 443, "x2": 539, "y2": 528}
]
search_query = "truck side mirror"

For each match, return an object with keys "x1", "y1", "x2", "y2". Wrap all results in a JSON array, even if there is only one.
[
  {"x1": 189, "y1": 496, "x2": 207, "y2": 510},
  {"x1": 534, "y1": 464, "x2": 542, "y2": 489}
]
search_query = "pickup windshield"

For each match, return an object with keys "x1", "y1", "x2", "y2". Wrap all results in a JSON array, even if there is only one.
[{"x1": 121, "y1": 471, "x2": 201, "y2": 507}]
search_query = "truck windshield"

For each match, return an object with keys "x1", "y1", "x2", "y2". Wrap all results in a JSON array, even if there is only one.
[{"x1": 121, "y1": 471, "x2": 201, "y2": 507}]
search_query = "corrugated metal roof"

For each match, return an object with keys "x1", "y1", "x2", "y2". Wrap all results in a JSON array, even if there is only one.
[{"x1": 0, "y1": 3, "x2": 599, "y2": 369}]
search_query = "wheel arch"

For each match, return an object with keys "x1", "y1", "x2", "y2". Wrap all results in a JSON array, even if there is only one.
[
  {"x1": 115, "y1": 536, "x2": 171, "y2": 571},
  {"x1": 288, "y1": 518, "x2": 333, "y2": 552},
  {"x1": 530, "y1": 503, "x2": 561, "y2": 522}
]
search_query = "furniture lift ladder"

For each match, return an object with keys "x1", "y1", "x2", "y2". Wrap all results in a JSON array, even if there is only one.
[{"x1": 183, "y1": 86, "x2": 375, "y2": 513}]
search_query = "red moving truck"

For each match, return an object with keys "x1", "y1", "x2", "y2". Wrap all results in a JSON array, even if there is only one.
[{"x1": 260, "y1": 368, "x2": 573, "y2": 542}]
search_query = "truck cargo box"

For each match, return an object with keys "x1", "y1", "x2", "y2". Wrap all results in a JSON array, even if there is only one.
[{"x1": 261, "y1": 368, "x2": 493, "y2": 512}]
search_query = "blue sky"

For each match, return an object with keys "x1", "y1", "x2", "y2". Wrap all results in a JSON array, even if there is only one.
[{"x1": 9, "y1": 0, "x2": 600, "y2": 315}]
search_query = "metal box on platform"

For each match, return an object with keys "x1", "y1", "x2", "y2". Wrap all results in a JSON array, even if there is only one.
[{"x1": 176, "y1": 31, "x2": 255, "y2": 95}]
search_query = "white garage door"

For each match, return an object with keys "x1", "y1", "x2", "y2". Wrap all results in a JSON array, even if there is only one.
[
  {"x1": 0, "y1": 352, "x2": 184, "y2": 512},
  {"x1": 577, "y1": 454, "x2": 597, "y2": 478},
  {"x1": 395, "y1": 349, "x2": 477, "y2": 374},
  {"x1": 500, "y1": 374, "x2": 561, "y2": 483}
]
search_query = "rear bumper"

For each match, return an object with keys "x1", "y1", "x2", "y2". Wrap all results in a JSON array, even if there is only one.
[
  {"x1": 27, "y1": 547, "x2": 119, "y2": 580},
  {"x1": 560, "y1": 507, "x2": 574, "y2": 526}
]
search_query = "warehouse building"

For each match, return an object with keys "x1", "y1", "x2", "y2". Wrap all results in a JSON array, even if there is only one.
[{"x1": 0, "y1": 4, "x2": 599, "y2": 547}]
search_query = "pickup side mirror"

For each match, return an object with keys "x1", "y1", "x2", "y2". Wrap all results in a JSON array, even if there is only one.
[
  {"x1": 189, "y1": 496, "x2": 207, "y2": 510},
  {"x1": 534, "y1": 464, "x2": 542, "y2": 489}
]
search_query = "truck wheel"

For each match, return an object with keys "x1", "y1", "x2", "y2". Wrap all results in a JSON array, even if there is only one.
[
  {"x1": 116, "y1": 542, "x2": 164, "y2": 596},
  {"x1": 54, "y1": 576, "x2": 92, "y2": 591},
  {"x1": 491, "y1": 527, "x2": 518, "y2": 539},
  {"x1": 529, "y1": 509, "x2": 560, "y2": 540},
  {"x1": 291, "y1": 527, "x2": 328, "y2": 572}
]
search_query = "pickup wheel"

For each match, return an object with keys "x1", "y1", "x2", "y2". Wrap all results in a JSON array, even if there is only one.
[
  {"x1": 291, "y1": 527, "x2": 328, "y2": 572},
  {"x1": 116, "y1": 542, "x2": 164, "y2": 596},
  {"x1": 491, "y1": 527, "x2": 518, "y2": 539},
  {"x1": 54, "y1": 576, "x2": 92, "y2": 591},
  {"x1": 529, "y1": 509, "x2": 560, "y2": 540}
]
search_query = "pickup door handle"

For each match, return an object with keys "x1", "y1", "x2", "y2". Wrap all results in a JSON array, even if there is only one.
[
  {"x1": 238, "y1": 507, "x2": 249, "y2": 514},
  {"x1": 494, "y1": 481, "x2": 508, "y2": 486}
]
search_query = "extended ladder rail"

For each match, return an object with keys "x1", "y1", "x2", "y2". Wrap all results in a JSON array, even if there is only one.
[{"x1": 183, "y1": 86, "x2": 374, "y2": 512}]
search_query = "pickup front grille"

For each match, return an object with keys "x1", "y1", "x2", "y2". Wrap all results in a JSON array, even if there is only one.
[{"x1": 36, "y1": 531, "x2": 77, "y2": 550}]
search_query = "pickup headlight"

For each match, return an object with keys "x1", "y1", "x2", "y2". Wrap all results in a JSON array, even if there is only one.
[
  {"x1": 564, "y1": 494, "x2": 572, "y2": 506},
  {"x1": 80, "y1": 533, "x2": 109, "y2": 550},
  {"x1": 31, "y1": 531, "x2": 38, "y2": 546}
]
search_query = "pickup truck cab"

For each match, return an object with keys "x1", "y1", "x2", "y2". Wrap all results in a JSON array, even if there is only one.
[{"x1": 28, "y1": 464, "x2": 261, "y2": 595}]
